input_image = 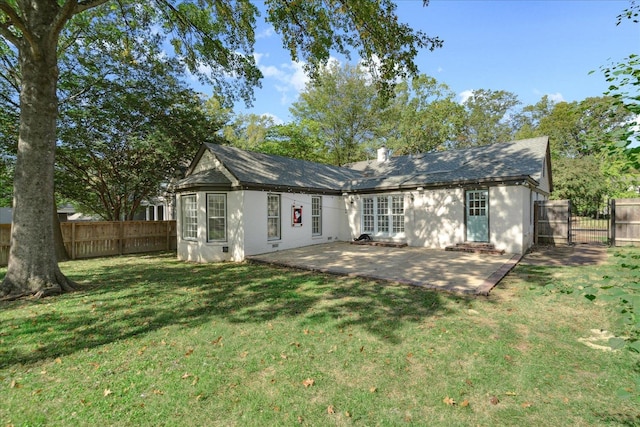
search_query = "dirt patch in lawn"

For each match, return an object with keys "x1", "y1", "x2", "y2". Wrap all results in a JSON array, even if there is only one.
[{"x1": 519, "y1": 244, "x2": 608, "y2": 267}]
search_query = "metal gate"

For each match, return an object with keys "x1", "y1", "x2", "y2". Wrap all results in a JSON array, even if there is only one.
[{"x1": 534, "y1": 200, "x2": 612, "y2": 245}]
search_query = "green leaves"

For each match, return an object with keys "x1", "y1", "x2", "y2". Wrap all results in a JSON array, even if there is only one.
[{"x1": 266, "y1": 0, "x2": 441, "y2": 98}]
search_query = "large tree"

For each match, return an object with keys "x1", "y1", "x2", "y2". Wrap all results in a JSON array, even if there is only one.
[
  {"x1": 0, "y1": 0, "x2": 440, "y2": 299},
  {"x1": 290, "y1": 61, "x2": 382, "y2": 165},
  {"x1": 456, "y1": 89, "x2": 521, "y2": 148},
  {"x1": 382, "y1": 74, "x2": 463, "y2": 154},
  {"x1": 56, "y1": 58, "x2": 218, "y2": 220}
]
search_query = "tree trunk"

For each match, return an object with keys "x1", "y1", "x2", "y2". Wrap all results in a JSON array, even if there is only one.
[
  {"x1": 0, "y1": 8, "x2": 76, "y2": 299},
  {"x1": 54, "y1": 201, "x2": 70, "y2": 262}
]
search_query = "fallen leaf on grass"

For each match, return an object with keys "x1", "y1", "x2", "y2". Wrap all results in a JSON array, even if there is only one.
[
  {"x1": 211, "y1": 336, "x2": 223, "y2": 345},
  {"x1": 54, "y1": 357, "x2": 62, "y2": 364},
  {"x1": 505, "y1": 391, "x2": 517, "y2": 396},
  {"x1": 443, "y1": 396, "x2": 456, "y2": 406},
  {"x1": 327, "y1": 405, "x2": 335, "y2": 414},
  {"x1": 298, "y1": 415, "x2": 303, "y2": 423},
  {"x1": 181, "y1": 373, "x2": 191, "y2": 379},
  {"x1": 185, "y1": 349, "x2": 194, "y2": 357},
  {"x1": 10, "y1": 380, "x2": 21, "y2": 389},
  {"x1": 490, "y1": 396, "x2": 500, "y2": 405},
  {"x1": 345, "y1": 411, "x2": 352, "y2": 418},
  {"x1": 369, "y1": 387, "x2": 377, "y2": 393},
  {"x1": 521, "y1": 402, "x2": 533, "y2": 408},
  {"x1": 153, "y1": 389, "x2": 163, "y2": 395},
  {"x1": 103, "y1": 389, "x2": 112, "y2": 397},
  {"x1": 302, "y1": 378, "x2": 315, "y2": 388},
  {"x1": 460, "y1": 399, "x2": 470, "y2": 407},
  {"x1": 465, "y1": 379, "x2": 473, "y2": 386}
]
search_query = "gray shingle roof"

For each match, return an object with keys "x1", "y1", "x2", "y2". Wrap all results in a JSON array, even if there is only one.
[
  {"x1": 172, "y1": 168, "x2": 232, "y2": 191},
  {"x1": 344, "y1": 136, "x2": 550, "y2": 191},
  {"x1": 176, "y1": 137, "x2": 550, "y2": 193},
  {"x1": 202, "y1": 143, "x2": 361, "y2": 193}
]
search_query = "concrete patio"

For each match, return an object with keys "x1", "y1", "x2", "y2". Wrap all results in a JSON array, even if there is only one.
[{"x1": 247, "y1": 242, "x2": 521, "y2": 295}]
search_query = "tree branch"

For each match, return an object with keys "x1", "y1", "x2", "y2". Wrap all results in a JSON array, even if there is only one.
[
  {"x1": 0, "y1": 2, "x2": 28, "y2": 47},
  {"x1": 75, "y1": 0, "x2": 111, "y2": 14},
  {"x1": 52, "y1": 0, "x2": 110, "y2": 41}
]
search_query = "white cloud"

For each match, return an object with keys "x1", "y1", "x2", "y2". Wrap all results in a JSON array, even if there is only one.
[
  {"x1": 546, "y1": 92, "x2": 565, "y2": 103},
  {"x1": 458, "y1": 90, "x2": 474, "y2": 104},
  {"x1": 256, "y1": 26, "x2": 275, "y2": 39},
  {"x1": 286, "y1": 61, "x2": 309, "y2": 92},
  {"x1": 533, "y1": 89, "x2": 565, "y2": 103},
  {"x1": 261, "y1": 112, "x2": 284, "y2": 125},
  {"x1": 254, "y1": 52, "x2": 312, "y2": 104}
]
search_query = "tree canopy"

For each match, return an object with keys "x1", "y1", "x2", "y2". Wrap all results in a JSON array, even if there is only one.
[{"x1": 0, "y1": 0, "x2": 441, "y2": 299}]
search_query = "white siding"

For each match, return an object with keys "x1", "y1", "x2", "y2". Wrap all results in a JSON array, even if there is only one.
[
  {"x1": 406, "y1": 188, "x2": 466, "y2": 248},
  {"x1": 178, "y1": 184, "x2": 543, "y2": 263},
  {"x1": 489, "y1": 186, "x2": 526, "y2": 254},
  {"x1": 177, "y1": 191, "x2": 244, "y2": 262},
  {"x1": 177, "y1": 190, "x2": 347, "y2": 262}
]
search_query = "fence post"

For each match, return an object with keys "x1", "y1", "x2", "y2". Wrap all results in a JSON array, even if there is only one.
[
  {"x1": 165, "y1": 221, "x2": 170, "y2": 251},
  {"x1": 533, "y1": 201, "x2": 539, "y2": 245},
  {"x1": 610, "y1": 199, "x2": 616, "y2": 246},
  {"x1": 567, "y1": 200, "x2": 572, "y2": 245},
  {"x1": 71, "y1": 222, "x2": 76, "y2": 260},
  {"x1": 119, "y1": 221, "x2": 124, "y2": 255}
]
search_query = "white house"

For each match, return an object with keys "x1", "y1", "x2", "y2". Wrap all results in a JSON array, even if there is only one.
[{"x1": 173, "y1": 136, "x2": 552, "y2": 262}]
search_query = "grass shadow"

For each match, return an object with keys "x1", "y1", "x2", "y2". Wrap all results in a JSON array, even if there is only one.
[{"x1": 0, "y1": 252, "x2": 466, "y2": 368}]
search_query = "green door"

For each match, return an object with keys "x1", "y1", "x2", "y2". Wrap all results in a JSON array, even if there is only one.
[{"x1": 466, "y1": 190, "x2": 489, "y2": 242}]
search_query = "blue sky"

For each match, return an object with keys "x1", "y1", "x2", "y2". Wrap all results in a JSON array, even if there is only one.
[{"x1": 194, "y1": 0, "x2": 639, "y2": 124}]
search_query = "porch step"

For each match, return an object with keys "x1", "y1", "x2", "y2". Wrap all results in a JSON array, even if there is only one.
[
  {"x1": 350, "y1": 240, "x2": 408, "y2": 248},
  {"x1": 445, "y1": 242, "x2": 505, "y2": 255}
]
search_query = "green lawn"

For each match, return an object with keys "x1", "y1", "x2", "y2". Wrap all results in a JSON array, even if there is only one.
[{"x1": 0, "y1": 249, "x2": 638, "y2": 426}]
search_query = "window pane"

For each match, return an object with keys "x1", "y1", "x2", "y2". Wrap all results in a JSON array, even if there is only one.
[
  {"x1": 207, "y1": 194, "x2": 226, "y2": 241},
  {"x1": 312, "y1": 196, "x2": 322, "y2": 236},
  {"x1": 391, "y1": 196, "x2": 404, "y2": 233},
  {"x1": 362, "y1": 197, "x2": 374, "y2": 233},
  {"x1": 377, "y1": 214, "x2": 389, "y2": 232},
  {"x1": 267, "y1": 194, "x2": 281, "y2": 240},
  {"x1": 181, "y1": 195, "x2": 197, "y2": 240}
]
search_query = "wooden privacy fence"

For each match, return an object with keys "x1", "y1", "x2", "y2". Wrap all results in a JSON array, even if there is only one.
[
  {"x1": 535, "y1": 198, "x2": 640, "y2": 246},
  {"x1": 612, "y1": 198, "x2": 640, "y2": 246},
  {"x1": 0, "y1": 220, "x2": 177, "y2": 266},
  {"x1": 534, "y1": 200, "x2": 571, "y2": 245}
]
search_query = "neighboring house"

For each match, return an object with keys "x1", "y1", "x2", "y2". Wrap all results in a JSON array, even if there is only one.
[
  {"x1": 173, "y1": 136, "x2": 552, "y2": 262},
  {"x1": 1, "y1": 204, "x2": 99, "y2": 223},
  {"x1": 0, "y1": 207, "x2": 11, "y2": 224},
  {"x1": 135, "y1": 195, "x2": 174, "y2": 221}
]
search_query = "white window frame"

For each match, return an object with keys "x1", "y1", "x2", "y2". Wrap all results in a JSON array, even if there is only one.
[
  {"x1": 181, "y1": 194, "x2": 198, "y2": 241},
  {"x1": 267, "y1": 193, "x2": 281, "y2": 240},
  {"x1": 361, "y1": 195, "x2": 405, "y2": 237},
  {"x1": 206, "y1": 193, "x2": 227, "y2": 242},
  {"x1": 311, "y1": 196, "x2": 322, "y2": 236}
]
